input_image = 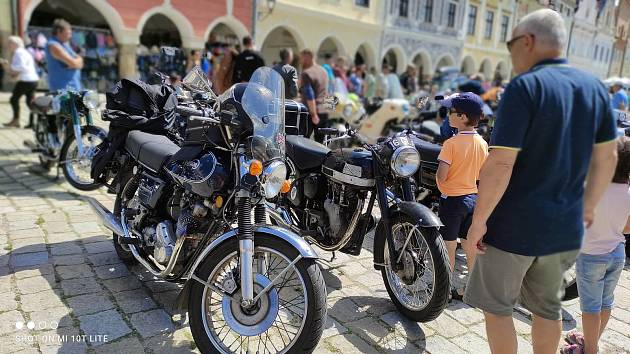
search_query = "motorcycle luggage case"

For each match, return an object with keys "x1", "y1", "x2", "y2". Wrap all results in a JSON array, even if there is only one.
[
  {"x1": 322, "y1": 148, "x2": 374, "y2": 188},
  {"x1": 285, "y1": 100, "x2": 308, "y2": 136}
]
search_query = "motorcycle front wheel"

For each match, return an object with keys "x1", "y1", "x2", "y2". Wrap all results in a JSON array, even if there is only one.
[
  {"x1": 188, "y1": 234, "x2": 327, "y2": 354},
  {"x1": 60, "y1": 125, "x2": 106, "y2": 191},
  {"x1": 381, "y1": 214, "x2": 450, "y2": 322}
]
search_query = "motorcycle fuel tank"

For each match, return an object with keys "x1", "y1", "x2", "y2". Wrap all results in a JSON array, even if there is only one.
[{"x1": 322, "y1": 148, "x2": 375, "y2": 188}]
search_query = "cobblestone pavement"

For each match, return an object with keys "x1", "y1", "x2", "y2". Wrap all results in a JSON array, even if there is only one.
[{"x1": 1, "y1": 93, "x2": 630, "y2": 353}]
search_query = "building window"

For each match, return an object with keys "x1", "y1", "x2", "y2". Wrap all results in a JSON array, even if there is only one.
[
  {"x1": 559, "y1": 3, "x2": 564, "y2": 14},
  {"x1": 425, "y1": 0, "x2": 433, "y2": 23},
  {"x1": 484, "y1": 10, "x2": 494, "y2": 39},
  {"x1": 390, "y1": 0, "x2": 397, "y2": 15},
  {"x1": 500, "y1": 15, "x2": 509, "y2": 42},
  {"x1": 594, "y1": 45, "x2": 599, "y2": 60},
  {"x1": 447, "y1": 3, "x2": 457, "y2": 28},
  {"x1": 355, "y1": 0, "x2": 369, "y2": 7},
  {"x1": 399, "y1": 0, "x2": 409, "y2": 17},
  {"x1": 600, "y1": 47, "x2": 605, "y2": 62},
  {"x1": 467, "y1": 5, "x2": 477, "y2": 35}
]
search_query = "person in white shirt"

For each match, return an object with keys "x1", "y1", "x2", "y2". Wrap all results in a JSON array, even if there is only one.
[
  {"x1": 564, "y1": 137, "x2": 630, "y2": 354},
  {"x1": 1, "y1": 36, "x2": 39, "y2": 128}
]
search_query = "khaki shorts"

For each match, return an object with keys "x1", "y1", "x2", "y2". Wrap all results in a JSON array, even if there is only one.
[{"x1": 464, "y1": 245, "x2": 578, "y2": 321}]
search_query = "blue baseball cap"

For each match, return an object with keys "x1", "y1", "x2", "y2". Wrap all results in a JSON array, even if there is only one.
[{"x1": 437, "y1": 92, "x2": 485, "y2": 117}]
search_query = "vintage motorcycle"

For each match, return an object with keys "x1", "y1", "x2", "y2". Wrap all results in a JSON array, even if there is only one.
[
  {"x1": 89, "y1": 67, "x2": 327, "y2": 353},
  {"x1": 266, "y1": 125, "x2": 451, "y2": 322},
  {"x1": 25, "y1": 89, "x2": 106, "y2": 190}
]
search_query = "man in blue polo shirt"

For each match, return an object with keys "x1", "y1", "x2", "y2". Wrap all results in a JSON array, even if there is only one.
[{"x1": 463, "y1": 9, "x2": 619, "y2": 354}]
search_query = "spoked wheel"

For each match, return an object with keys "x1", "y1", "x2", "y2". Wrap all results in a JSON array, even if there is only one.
[
  {"x1": 562, "y1": 264, "x2": 578, "y2": 301},
  {"x1": 381, "y1": 214, "x2": 450, "y2": 322},
  {"x1": 60, "y1": 125, "x2": 106, "y2": 191},
  {"x1": 188, "y1": 235, "x2": 326, "y2": 354}
]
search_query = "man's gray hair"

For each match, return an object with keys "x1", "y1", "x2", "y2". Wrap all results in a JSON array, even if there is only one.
[
  {"x1": 516, "y1": 9, "x2": 567, "y2": 50},
  {"x1": 8, "y1": 36, "x2": 24, "y2": 48}
]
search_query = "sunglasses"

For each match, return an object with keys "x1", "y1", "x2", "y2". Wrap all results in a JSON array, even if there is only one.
[{"x1": 506, "y1": 34, "x2": 533, "y2": 51}]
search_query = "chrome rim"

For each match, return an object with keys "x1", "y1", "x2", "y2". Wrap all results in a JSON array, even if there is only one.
[
  {"x1": 384, "y1": 222, "x2": 435, "y2": 311},
  {"x1": 64, "y1": 132, "x2": 103, "y2": 185},
  {"x1": 201, "y1": 246, "x2": 308, "y2": 353}
]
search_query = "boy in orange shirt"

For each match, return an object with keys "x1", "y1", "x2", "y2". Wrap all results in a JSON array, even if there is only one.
[{"x1": 435, "y1": 92, "x2": 488, "y2": 300}]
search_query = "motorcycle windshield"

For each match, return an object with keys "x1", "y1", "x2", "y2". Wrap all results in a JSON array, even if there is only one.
[
  {"x1": 182, "y1": 66, "x2": 212, "y2": 92},
  {"x1": 242, "y1": 67, "x2": 285, "y2": 162}
]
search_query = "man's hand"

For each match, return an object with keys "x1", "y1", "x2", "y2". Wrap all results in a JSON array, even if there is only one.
[
  {"x1": 584, "y1": 208, "x2": 595, "y2": 229},
  {"x1": 311, "y1": 114, "x2": 320, "y2": 125},
  {"x1": 466, "y1": 222, "x2": 488, "y2": 254}
]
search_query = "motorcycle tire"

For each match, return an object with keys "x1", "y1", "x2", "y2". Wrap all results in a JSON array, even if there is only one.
[
  {"x1": 60, "y1": 125, "x2": 106, "y2": 191},
  {"x1": 188, "y1": 235, "x2": 327, "y2": 354},
  {"x1": 380, "y1": 213, "x2": 450, "y2": 322},
  {"x1": 112, "y1": 170, "x2": 138, "y2": 265}
]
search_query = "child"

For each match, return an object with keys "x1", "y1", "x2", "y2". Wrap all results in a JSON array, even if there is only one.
[
  {"x1": 563, "y1": 137, "x2": 630, "y2": 354},
  {"x1": 435, "y1": 92, "x2": 489, "y2": 301}
]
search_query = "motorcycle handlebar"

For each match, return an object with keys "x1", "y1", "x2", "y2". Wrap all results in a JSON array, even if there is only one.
[{"x1": 176, "y1": 106, "x2": 205, "y2": 117}]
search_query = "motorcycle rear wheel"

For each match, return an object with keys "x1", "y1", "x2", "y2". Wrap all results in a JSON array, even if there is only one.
[
  {"x1": 60, "y1": 125, "x2": 105, "y2": 191},
  {"x1": 188, "y1": 235, "x2": 327, "y2": 354},
  {"x1": 380, "y1": 214, "x2": 450, "y2": 322},
  {"x1": 112, "y1": 170, "x2": 138, "y2": 265}
]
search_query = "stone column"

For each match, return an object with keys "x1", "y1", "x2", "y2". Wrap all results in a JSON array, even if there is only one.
[{"x1": 118, "y1": 43, "x2": 138, "y2": 79}]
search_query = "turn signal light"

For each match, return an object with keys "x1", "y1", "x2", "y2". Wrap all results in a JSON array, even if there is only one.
[
  {"x1": 249, "y1": 160, "x2": 263, "y2": 176},
  {"x1": 214, "y1": 196, "x2": 223, "y2": 208},
  {"x1": 280, "y1": 180, "x2": 291, "y2": 194}
]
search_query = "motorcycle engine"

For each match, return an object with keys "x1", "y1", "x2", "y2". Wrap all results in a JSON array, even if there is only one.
[{"x1": 321, "y1": 181, "x2": 359, "y2": 244}]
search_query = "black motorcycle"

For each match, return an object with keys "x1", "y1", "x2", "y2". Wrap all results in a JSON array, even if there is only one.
[
  {"x1": 25, "y1": 89, "x2": 106, "y2": 190},
  {"x1": 266, "y1": 126, "x2": 451, "y2": 322},
  {"x1": 89, "y1": 67, "x2": 327, "y2": 353}
]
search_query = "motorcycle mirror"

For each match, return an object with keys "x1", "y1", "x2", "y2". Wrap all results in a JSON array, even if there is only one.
[
  {"x1": 434, "y1": 95, "x2": 445, "y2": 101},
  {"x1": 416, "y1": 96, "x2": 429, "y2": 111}
]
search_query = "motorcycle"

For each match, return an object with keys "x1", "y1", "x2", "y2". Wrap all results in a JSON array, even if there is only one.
[
  {"x1": 25, "y1": 89, "x2": 106, "y2": 190},
  {"x1": 89, "y1": 67, "x2": 327, "y2": 353},
  {"x1": 328, "y1": 77, "x2": 411, "y2": 144},
  {"x1": 267, "y1": 123, "x2": 451, "y2": 322}
]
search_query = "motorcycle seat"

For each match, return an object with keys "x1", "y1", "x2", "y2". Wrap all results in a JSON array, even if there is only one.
[
  {"x1": 411, "y1": 135, "x2": 441, "y2": 163},
  {"x1": 30, "y1": 96, "x2": 53, "y2": 114},
  {"x1": 286, "y1": 135, "x2": 330, "y2": 171},
  {"x1": 125, "y1": 131, "x2": 180, "y2": 172}
]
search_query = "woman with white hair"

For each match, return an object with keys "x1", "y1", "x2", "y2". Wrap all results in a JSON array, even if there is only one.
[{"x1": 0, "y1": 36, "x2": 39, "y2": 128}]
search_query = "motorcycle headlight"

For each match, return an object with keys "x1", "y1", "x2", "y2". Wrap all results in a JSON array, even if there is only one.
[
  {"x1": 343, "y1": 104, "x2": 354, "y2": 118},
  {"x1": 262, "y1": 160, "x2": 287, "y2": 198},
  {"x1": 390, "y1": 146, "x2": 420, "y2": 177},
  {"x1": 82, "y1": 91, "x2": 99, "y2": 110}
]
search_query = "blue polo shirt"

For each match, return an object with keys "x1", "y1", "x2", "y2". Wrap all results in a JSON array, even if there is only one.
[{"x1": 484, "y1": 58, "x2": 618, "y2": 256}]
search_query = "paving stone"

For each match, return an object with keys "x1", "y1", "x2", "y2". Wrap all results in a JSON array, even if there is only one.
[
  {"x1": 424, "y1": 313, "x2": 467, "y2": 339},
  {"x1": 143, "y1": 328, "x2": 196, "y2": 354},
  {"x1": 112, "y1": 289, "x2": 157, "y2": 314},
  {"x1": 10, "y1": 252, "x2": 49, "y2": 267},
  {"x1": 129, "y1": 309, "x2": 174, "y2": 338},
  {"x1": 0, "y1": 296, "x2": 18, "y2": 312},
  {"x1": 445, "y1": 302, "x2": 486, "y2": 326},
  {"x1": 46, "y1": 232, "x2": 79, "y2": 243},
  {"x1": 93, "y1": 264, "x2": 130, "y2": 280},
  {"x1": 9, "y1": 228, "x2": 45, "y2": 239},
  {"x1": 424, "y1": 334, "x2": 465, "y2": 354},
  {"x1": 27, "y1": 306, "x2": 73, "y2": 329},
  {"x1": 101, "y1": 276, "x2": 142, "y2": 293},
  {"x1": 451, "y1": 332, "x2": 491, "y2": 353},
  {"x1": 43, "y1": 221, "x2": 72, "y2": 234},
  {"x1": 52, "y1": 254, "x2": 86, "y2": 266},
  {"x1": 60, "y1": 277, "x2": 102, "y2": 296},
  {"x1": 0, "y1": 334, "x2": 38, "y2": 353},
  {"x1": 0, "y1": 274, "x2": 12, "y2": 294},
  {"x1": 13, "y1": 264, "x2": 54, "y2": 279},
  {"x1": 10, "y1": 237, "x2": 47, "y2": 254},
  {"x1": 49, "y1": 242, "x2": 83, "y2": 256},
  {"x1": 37, "y1": 326, "x2": 89, "y2": 354},
  {"x1": 20, "y1": 290, "x2": 66, "y2": 311},
  {"x1": 328, "y1": 297, "x2": 369, "y2": 322},
  {"x1": 16, "y1": 275, "x2": 58, "y2": 294},
  {"x1": 92, "y1": 336, "x2": 145, "y2": 354},
  {"x1": 345, "y1": 316, "x2": 392, "y2": 345},
  {"x1": 378, "y1": 332, "x2": 423, "y2": 353},
  {"x1": 66, "y1": 293, "x2": 115, "y2": 316},
  {"x1": 324, "y1": 333, "x2": 380, "y2": 354},
  {"x1": 0, "y1": 310, "x2": 25, "y2": 335},
  {"x1": 78, "y1": 310, "x2": 131, "y2": 347},
  {"x1": 322, "y1": 315, "x2": 349, "y2": 339},
  {"x1": 83, "y1": 241, "x2": 115, "y2": 254},
  {"x1": 381, "y1": 311, "x2": 433, "y2": 340},
  {"x1": 55, "y1": 264, "x2": 93, "y2": 280},
  {"x1": 152, "y1": 290, "x2": 180, "y2": 315},
  {"x1": 86, "y1": 251, "x2": 122, "y2": 267},
  {"x1": 144, "y1": 279, "x2": 183, "y2": 293}
]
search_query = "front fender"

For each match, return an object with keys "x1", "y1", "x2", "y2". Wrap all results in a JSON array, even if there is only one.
[
  {"x1": 373, "y1": 201, "x2": 442, "y2": 270},
  {"x1": 174, "y1": 225, "x2": 319, "y2": 310}
]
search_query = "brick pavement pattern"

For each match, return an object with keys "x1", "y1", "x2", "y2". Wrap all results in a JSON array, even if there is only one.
[{"x1": 1, "y1": 93, "x2": 629, "y2": 353}]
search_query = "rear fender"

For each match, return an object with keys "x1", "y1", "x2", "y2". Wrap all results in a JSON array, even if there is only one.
[{"x1": 373, "y1": 201, "x2": 442, "y2": 270}]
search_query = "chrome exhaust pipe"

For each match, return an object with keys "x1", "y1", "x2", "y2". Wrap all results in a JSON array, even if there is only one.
[{"x1": 87, "y1": 198, "x2": 124, "y2": 236}]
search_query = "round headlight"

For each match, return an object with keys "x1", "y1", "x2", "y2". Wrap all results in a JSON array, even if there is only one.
[
  {"x1": 390, "y1": 146, "x2": 420, "y2": 177},
  {"x1": 262, "y1": 160, "x2": 287, "y2": 198},
  {"x1": 82, "y1": 91, "x2": 99, "y2": 110},
  {"x1": 342, "y1": 104, "x2": 354, "y2": 118}
]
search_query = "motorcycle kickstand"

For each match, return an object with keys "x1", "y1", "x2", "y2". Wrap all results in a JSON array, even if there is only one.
[{"x1": 54, "y1": 165, "x2": 60, "y2": 180}]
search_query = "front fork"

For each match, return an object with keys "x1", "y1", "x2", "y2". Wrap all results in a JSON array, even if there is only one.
[
  {"x1": 375, "y1": 176, "x2": 400, "y2": 271},
  {"x1": 70, "y1": 103, "x2": 85, "y2": 157}
]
